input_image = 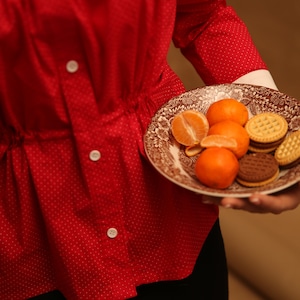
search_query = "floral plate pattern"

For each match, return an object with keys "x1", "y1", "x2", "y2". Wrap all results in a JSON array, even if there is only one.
[{"x1": 143, "y1": 84, "x2": 300, "y2": 197}]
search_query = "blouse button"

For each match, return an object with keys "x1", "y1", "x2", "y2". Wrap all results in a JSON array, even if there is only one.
[
  {"x1": 107, "y1": 228, "x2": 118, "y2": 239},
  {"x1": 89, "y1": 150, "x2": 101, "y2": 161},
  {"x1": 66, "y1": 60, "x2": 79, "y2": 73}
]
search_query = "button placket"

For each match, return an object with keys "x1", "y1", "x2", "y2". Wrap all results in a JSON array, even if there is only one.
[{"x1": 63, "y1": 58, "x2": 122, "y2": 245}]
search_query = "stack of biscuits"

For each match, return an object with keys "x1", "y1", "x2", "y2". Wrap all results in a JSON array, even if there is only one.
[
  {"x1": 236, "y1": 112, "x2": 300, "y2": 187},
  {"x1": 237, "y1": 152, "x2": 280, "y2": 187},
  {"x1": 245, "y1": 112, "x2": 288, "y2": 153}
]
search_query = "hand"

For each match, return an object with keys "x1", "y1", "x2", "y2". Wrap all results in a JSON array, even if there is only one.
[{"x1": 202, "y1": 182, "x2": 300, "y2": 214}]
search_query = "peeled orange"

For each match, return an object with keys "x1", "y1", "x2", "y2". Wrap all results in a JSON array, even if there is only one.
[
  {"x1": 171, "y1": 110, "x2": 209, "y2": 146},
  {"x1": 207, "y1": 120, "x2": 249, "y2": 158},
  {"x1": 206, "y1": 98, "x2": 248, "y2": 126},
  {"x1": 195, "y1": 147, "x2": 239, "y2": 189}
]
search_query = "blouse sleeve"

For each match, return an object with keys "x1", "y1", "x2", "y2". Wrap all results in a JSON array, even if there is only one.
[{"x1": 173, "y1": 0, "x2": 268, "y2": 85}]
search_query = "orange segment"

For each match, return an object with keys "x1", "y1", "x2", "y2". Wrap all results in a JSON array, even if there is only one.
[
  {"x1": 184, "y1": 144, "x2": 203, "y2": 157},
  {"x1": 200, "y1": 134, "x2": 237, "y2": 150},
  {"x1": 206, "y1": 98, "x2": 248, "y2": 126},
  {"x1": 171, "y1": 110, "x2": 209, "y2": 146}
]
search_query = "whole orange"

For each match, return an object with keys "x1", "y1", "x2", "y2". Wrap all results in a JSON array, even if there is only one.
[
  {"x1": 206, "y1": 98, "x2": 248, "y2": 126},
  {"x1": 195, "y1": 147, "x2": 239, "y2": 189},
  {"x1": 207, "y1": 120, "x2": 249, "y2": 158}
]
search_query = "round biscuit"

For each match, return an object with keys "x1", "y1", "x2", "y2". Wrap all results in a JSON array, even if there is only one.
[
  {"x1": 245, "y1": 112, "x2": 288, "y2": 143},
  {"x1": 237, "y1": 152, "x2": 279, "y2": 182},
  {"x1": 274, "y1": 130, "x2": 300, "y2": 166}
]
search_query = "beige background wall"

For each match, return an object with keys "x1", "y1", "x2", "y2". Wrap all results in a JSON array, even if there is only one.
[{"x1": 168, "y1": 1, "x2": 300, "y2": 299}]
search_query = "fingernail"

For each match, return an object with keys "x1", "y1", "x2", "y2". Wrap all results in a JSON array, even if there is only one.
[
  {"x1": 223, "y1": 203, "x2": 232, "y2": 209},
  {"x1": 250, "y1": 197, "x2": 260, "y2": 204}
]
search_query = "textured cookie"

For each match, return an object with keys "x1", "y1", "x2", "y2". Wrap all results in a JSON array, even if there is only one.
[
  {"x1": 237, "y1": 153, "x2": 279, "y2": 187},
  {"x1": 274, "y1": 130, "x2": 300, "y2": 168},
  {"x1": 245, "y1": 112, "x2": 288, "y2": 143}
]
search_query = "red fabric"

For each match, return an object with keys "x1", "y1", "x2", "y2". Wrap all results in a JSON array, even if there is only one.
[
  {"x1": 174, "y1": 0, "x2": 267, "y2": 84},
  {"x1": 0, "y1": 1, "x2": 266, "y2": 299}
]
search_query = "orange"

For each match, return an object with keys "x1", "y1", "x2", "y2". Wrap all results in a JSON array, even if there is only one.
[
  {"x1": 206, "y1": 98, "x2": 248, "y2": 126},
  {"x1": 195, "y1": 147, "x2": 239, "y2": 189},
  {"x1": 171, "y1": 110, "x2": 209, "y2": 146},
  {"x1": 200, "y1": 134, "x2": 237, "y2": 151},
  {"x1": 207, "y1": 120, "x2": 249, "y2": 158}
]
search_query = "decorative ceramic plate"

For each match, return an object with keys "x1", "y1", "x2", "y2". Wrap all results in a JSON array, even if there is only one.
[{"x1": 144, "y1": 84, "x2": 300, "y2": 197}]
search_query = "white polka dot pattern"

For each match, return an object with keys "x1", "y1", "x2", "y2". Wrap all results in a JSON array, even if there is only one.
[{"x1": 0, "y1": 0, "x2": 267, "y2": 299}]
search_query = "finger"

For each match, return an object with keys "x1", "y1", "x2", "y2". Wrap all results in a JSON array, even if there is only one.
[
  {"x1": 220, "y1": 197, "x2": 267, "y2": 213},
  {"x1": 249, "y1": 185, "x2": 300, "y2": 214},
  {"x1": 202, "y1": 183, "x2": 300, "y2": 214},
  {"x1": 203, "y1": 195, "x2": 266, "y2": 212}
]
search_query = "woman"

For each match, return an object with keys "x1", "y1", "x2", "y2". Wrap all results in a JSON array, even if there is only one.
[{"x1": 1, "y1": 1, "x2": 299, "y2": 299}]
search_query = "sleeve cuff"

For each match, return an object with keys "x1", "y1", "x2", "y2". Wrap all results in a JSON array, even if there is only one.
[{"x1": 233, "y1": 70, "x2": 278, "y2": 90}]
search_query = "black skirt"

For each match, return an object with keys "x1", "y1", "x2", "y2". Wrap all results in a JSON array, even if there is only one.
[{"x1": 133, "y1": 219, "x2": 228, "y2": 300}]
